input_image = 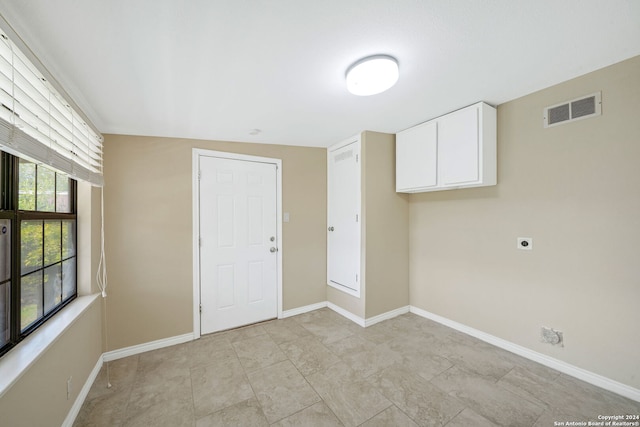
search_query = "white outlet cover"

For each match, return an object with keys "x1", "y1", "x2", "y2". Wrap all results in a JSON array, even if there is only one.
[{"x1": 517, "y1": 237, "x2": 533, "y2": 250}]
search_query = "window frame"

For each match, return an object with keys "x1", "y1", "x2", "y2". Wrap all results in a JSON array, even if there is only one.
[{"x1": 0, "y1": 151, "x2": 77, "y2": 357}]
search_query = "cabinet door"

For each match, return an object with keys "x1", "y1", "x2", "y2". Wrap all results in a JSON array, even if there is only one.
[
  {"x1": 438, "y1": 105, "x2": 480, "y2": 186},
  {"x1": 396, "y1": 120, "x2": 437, "y2": 191},
  {"x1": 327, "y1": 140, "x2": 361, "y2": 296}
]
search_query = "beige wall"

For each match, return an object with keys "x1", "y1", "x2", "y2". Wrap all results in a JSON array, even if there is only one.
[
  {"x1": 409, "y1": 55, "x2": 640, "y2": 389},
  {"x1": 103, "y1": 135, "x2": 327, "y2": 350},
  {"x1": 362, "y1": 131, "x2": 410, "y2": 318},
  {"x1": 0, "y1": 178, "x2": 105, "y2": 426},
  {"x1": 327, "y1": 131, "x2": 410, "y2": 320},
  {"x1": 0, "y1": 299, "x2": 103, "y2": 427}
]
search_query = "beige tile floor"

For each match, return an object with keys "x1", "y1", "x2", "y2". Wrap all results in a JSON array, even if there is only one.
[{"x1": 74, "y1": 309, "x2": 640, "y2": 426}]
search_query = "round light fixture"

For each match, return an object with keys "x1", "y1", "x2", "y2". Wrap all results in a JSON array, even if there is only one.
[{"x1": 346, "y1": 55, "x2": 399, "y2": 96}]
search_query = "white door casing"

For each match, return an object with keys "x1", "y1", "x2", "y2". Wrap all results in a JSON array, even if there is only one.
[
  {"x1": 327, "y1": 137, "x2": 361, "y2": 297},
  {"x1": 193, "y1": 149, "x2": 282, "y2": 337}
]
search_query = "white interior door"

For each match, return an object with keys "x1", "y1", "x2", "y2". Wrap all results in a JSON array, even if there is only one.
[
  {"x1": 327, "y1": 140, "x2": 360, "y2": 295},
  {"x1": 199, "y1": 155, "x2": 278, "y2": 334}
]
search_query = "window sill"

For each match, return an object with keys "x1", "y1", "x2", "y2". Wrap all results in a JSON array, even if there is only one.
[{"x1": 0, "y1": 293, "x2": 100, "y2": 398}]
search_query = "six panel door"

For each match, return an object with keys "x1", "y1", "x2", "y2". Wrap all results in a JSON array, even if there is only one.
[{"x1": 198, "y1": 156, "x2": 278, "y2": 334}]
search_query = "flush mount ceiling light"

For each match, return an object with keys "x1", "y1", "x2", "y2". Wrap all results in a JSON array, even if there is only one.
[{"x1": 346, "y1": 55, "x2": 399, "y2": 96}]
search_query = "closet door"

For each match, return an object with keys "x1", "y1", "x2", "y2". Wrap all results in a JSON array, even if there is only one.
[{"x1": 327, "y1": 138, "x2": 361, "y2": 297}]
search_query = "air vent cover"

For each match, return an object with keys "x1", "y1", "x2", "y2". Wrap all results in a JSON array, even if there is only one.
[
  {"x1": 334, "y1": 149, "x2": 353, "y2": 162},
  {"x1": 543, "y1": 92, "x2": 601, "y2": 128}
]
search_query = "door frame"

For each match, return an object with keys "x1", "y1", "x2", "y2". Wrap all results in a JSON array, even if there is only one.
[{"x1": 192, "y1": 148, "x2": 283, "y2": 339}]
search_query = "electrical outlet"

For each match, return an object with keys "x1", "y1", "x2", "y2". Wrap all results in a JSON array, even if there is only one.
[
  {"x1": 541, "y1": 326, "x2": 563, "y2": 347},
  {"x1": 517, "y1": 237, "x2": 533, "y2": 250},
  {"x1": 67, "y1": 376, "x2": 72, "y2": 400}
]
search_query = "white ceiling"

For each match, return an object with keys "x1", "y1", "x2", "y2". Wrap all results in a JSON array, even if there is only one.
[{"x1": 0, "y1": 1, "x2": 639, "y2": 148}]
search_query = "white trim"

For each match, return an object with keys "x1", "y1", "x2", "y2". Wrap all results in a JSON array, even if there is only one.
[
  {"x1": 327, "y1": 302, "x2": 365, "y2": 327},
  {"x1": 364, "y1": 305, "x2": 410, "y2": 327},
  {"x1": 281, "y1": 302, "x2": 328, "y2": 318},
  {"x1": 191, "y1": 148, "x2": 283, "y2": 338},
  {"x1": 276, "y1": 160, "x2": 283, "y2": 319},
  {"x1": 103, "y1": 333, "x2": 194, "y2": 362},
  {"x1": 409, "y1": 306, "x2": 640, "y2": 403},
  {"x1": 0, "y1": 294, "x2": 100, "y2": 398},
  {"x1": 61, "y1": 355, "x2": 103, "y2": 427},
  {"x1": 327, "y1": 303, "x2": 410, "y2": 328},
  {"x1": 192, "y1": 149, "x2": 201, "y2": 338}
]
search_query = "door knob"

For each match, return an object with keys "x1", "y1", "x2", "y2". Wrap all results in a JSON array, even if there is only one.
[
  {"x1": 270, "y1": 247, "x2": 277, "y2": 253},
  {"x1": 270, "y1": 236, "x2": 275, "y2": 242},
  {"x1": 328, "y1": 226, "x2": 334, "y2": 231}
]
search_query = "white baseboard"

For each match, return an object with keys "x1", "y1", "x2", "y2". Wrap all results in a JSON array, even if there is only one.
[
  {"x1": 281, "y1": 301, "x2": 328, "y2": 318},
  {"x1": 327, "y1": 303, "x2": 409, "y2": 328},
  {"x1": 364, "y1": 305, "x2": 410, "y2": 327},
  {"x1": 327, "y1": 302, "x2": 365, "y2": 326},
  {"x1": 103, "y1": 333, "x2": 194, "y2": 362},
  {"x1": 409, "y1": 306, "x2": 640, "y2": 403},
  {"x1": 62, "y1": 355, "x2": 103, "y2": 427},
  {"x1": 65, "y1": 332, "x2": 194, "y2": 425}
]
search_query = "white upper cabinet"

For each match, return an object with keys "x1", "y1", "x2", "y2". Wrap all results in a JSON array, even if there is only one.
[
  {"x1": 396, "y1": 102, "x2": 496, "y2": 193},
  {"x1": 439, "y1": 105, "x2": 480, "y2": 186},
  {"x1": 396, "y1": 120, "x2": 437, "y2": 191}
]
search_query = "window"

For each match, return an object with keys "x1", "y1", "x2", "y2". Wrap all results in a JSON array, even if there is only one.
[{"x1": 0, "y1": 151, "x2": 77, "y2": 356}]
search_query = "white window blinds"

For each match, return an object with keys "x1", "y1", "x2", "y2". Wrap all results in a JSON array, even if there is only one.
[{"x1": 0, "y1": 29, "x2": 103, "y2": 186}]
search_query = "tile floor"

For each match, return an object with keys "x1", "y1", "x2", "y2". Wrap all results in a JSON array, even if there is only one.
[{"x1": 74, "y1": 309, "x2": 640, "y2": 426}]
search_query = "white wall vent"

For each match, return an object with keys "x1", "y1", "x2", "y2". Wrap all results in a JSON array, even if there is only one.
[
  {"x1": 334, "y1": 149, "x2": 353, "y2": 162},
  {"x1": 543, "y1": 92, "x2": 601, "y2": 128}
]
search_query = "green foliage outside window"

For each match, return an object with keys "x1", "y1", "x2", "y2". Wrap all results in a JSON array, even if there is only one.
[{"x1": 0, "y1": 153, "x2": 77, "y2": 354}]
